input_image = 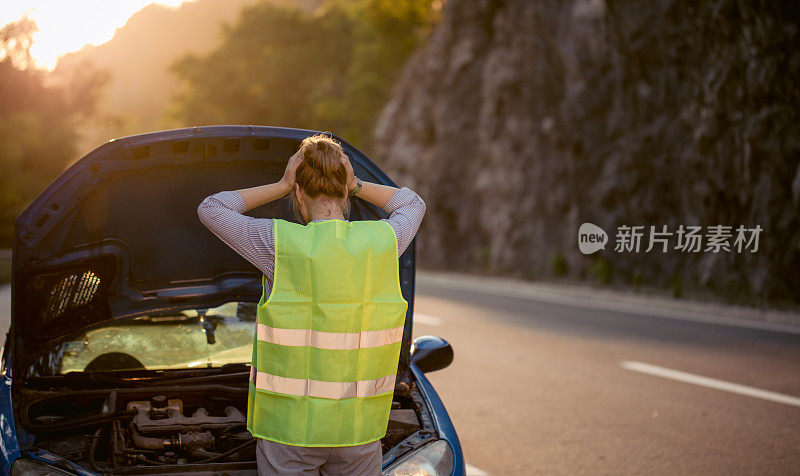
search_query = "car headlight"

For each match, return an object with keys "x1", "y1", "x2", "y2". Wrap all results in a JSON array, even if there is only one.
[
  {"x1": 383, "y1": 439, "x2": 454, "y2": 476},
  {"x1": 11, "y1": 458, "x2": 74, "y2": 476}
]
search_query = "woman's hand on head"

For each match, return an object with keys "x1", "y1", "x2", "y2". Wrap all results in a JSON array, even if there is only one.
[
  {"x1": 340, "y1": 153, "x2": 357, "y2": 191},
  {"x1": 279, "y1": 148, "x2": 303, "y2": 193}
]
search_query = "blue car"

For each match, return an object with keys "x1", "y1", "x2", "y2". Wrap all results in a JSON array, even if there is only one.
[{"x1": 2, "y1": 126, "x2": 464, "y2": 475}]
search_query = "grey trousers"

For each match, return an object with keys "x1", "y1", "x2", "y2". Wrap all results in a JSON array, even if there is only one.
[{"x1": 256, "y1": 438, "x2": 382, "y2": 476}]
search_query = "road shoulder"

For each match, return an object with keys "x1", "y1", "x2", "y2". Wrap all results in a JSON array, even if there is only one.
[{"x1": 417, "y1": 270, "x2": 800, "y2": 333}]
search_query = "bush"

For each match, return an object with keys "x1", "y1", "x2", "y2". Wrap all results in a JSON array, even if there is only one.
[
  {"x1": 589, "y1": 256, "x2": 613, "y2": 285},
  {"x1": 551, "y1": 253, "x2": 568, "y2": 277}
]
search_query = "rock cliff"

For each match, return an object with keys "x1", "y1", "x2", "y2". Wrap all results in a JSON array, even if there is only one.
[{"x1": 375, "y1": 0, "x2": 800, "y2": 305}]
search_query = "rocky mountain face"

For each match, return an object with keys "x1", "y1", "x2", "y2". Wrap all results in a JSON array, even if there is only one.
[{"x1": 375, "y1": 0, "x2": 800, "y2": 305}]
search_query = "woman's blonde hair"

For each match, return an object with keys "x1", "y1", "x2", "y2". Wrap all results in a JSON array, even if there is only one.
[{"x1": 288, "y1": 133, "x2": 351, "y2": 223}]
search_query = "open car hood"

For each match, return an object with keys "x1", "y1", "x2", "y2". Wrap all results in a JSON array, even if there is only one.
[{"x1": 12, "y1": 126, "x2": 417, "y2": 376}]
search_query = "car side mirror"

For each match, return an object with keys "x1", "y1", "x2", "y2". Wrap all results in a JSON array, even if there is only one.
[{"x1": 411, "y1": 336, "x2": 453, "y2": 373}]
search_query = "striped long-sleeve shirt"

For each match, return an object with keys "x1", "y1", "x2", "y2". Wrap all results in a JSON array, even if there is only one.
[{"x1": 197, "y1": 187, "x2": 426, "y2": 298}]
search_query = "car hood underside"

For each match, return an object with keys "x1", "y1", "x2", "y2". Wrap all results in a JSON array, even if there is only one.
[{"x1": 12, "y1": 126, "x2": 417, "y2": 377}]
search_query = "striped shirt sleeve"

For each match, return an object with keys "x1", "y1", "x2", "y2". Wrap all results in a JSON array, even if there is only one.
[
  {"x1": 380, "y1": 187, "x2": 426, "y2": 256},
  {"x1": 197, "y1": 187, "x2": 426, "y2": 282},
  {"x1": 197, "y1": 191, "x2": 276, "y2": 278}
]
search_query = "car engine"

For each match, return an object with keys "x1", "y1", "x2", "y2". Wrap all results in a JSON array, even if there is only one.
[
  {"x1": 18, "y1": 384, "x2": 256, "y2": 472},
  {"x1": 121, "y1": 394, "x2": 252, "y2": 466},
  {"x1": 16, "y1": 379, "x2": 430, "y2": 474}
]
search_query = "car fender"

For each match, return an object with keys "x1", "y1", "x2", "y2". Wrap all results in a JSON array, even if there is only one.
[
  {"x1": 0, "y1": 356, "x2": 21, "y2": 474},
  {"x1": 410, "y1": 362, "x2": 466, "y2": 476}
]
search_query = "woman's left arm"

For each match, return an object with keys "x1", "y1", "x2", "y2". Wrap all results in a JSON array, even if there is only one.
[{"x1": 340, "y1": 154, "x2": 425, "y2": 255}]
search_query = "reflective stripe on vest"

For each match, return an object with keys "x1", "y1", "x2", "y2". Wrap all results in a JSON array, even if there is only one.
[
  {"x1": 256, "y1": 323, "x2": 404, "y2": 350},
  {"x1": 250, "y1": 366, "x2": 396, "y2": 399},
  {"x1": 246, "y1": 218, "x2": 408, "y2": 447}
]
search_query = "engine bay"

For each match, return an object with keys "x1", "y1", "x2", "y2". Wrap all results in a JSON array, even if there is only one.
[{"x1": 15, "y1": 378, "x2": 433, "y2": 474}]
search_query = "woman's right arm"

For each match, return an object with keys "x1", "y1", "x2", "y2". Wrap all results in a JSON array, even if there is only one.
[
  {"x1": 196, "y1": 149, "x2": 303, "y2": 279},
  {"x1": 196, "y1": 191, "x2": 277, "y2": 279}
]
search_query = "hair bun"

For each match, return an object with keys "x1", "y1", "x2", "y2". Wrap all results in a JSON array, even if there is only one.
[{"x1": 294, "y1": 134, "x2": 348, "y2": 198}]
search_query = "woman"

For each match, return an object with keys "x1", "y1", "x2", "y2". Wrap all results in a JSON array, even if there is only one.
[{"x1": 197, "y1": 133, "x2": 426, "y2": 475}]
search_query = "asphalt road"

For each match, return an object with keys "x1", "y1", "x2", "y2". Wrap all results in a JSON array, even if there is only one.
[
  {"x1": 412, "y1": 278, "x2": 800, "y2": 475},
  {"x1": 2, "y1": 279, "x2": 799, "y2": 475}
]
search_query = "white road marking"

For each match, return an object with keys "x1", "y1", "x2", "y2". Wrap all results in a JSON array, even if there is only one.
[
  {"x1": 414, "y1": 313, "x2": 443, "y2": 326},
  {"x1": 621, "y1": 361, "x2": 800, "y2": 408},
  {"x1": 466, "y1": 463, "x2": 489, "y2": 476}
]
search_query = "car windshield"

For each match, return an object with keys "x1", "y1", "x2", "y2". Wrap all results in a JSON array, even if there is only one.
[{"x1": 33, "y1": 301, "x2": 256, "y2": 376}]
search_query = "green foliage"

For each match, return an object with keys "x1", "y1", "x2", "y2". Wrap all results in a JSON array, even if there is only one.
[
  {"x1": 0, "y1": 18, "x2": 107, "y2": 246},
  {"x1": 630, "y1": 269, "x2": 643, "y2": 288},
  {"x1": 551, "y1": 253, "x2": 567, "y2": 277},
  {"x1": 474, "y1": 246, "x2": 490, "y2": 270},
  {"x1": 670, "y1": 272, "x2": 682, "y2": 298},
  {"x1": 169, "y1": 0, "x2": 438, "y2": 152},
  {"x1": 588, "y1": 256, "x2": 613, "y2": 285}
]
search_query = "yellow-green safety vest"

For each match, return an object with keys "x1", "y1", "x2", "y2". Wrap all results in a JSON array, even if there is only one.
[{"x1": 246, "y1": 218, "x2": 408, "y2": 446}]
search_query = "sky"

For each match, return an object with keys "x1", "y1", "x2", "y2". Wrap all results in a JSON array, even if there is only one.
[{"x1": 0, "y1": 0, "x2": 196, "y2": 70}]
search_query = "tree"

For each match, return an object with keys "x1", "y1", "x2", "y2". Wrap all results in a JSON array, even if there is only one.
[
  {"x1": 0, "y1": 17, "x2": 108, "y2": 246},
  {"x1": 169, "y1": 0, "x2": 438, "y2": 152}
]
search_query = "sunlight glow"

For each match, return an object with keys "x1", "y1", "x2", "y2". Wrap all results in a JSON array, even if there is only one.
[{"x1": 1, "y1": 1, "x2": 196, "y2": 70}]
